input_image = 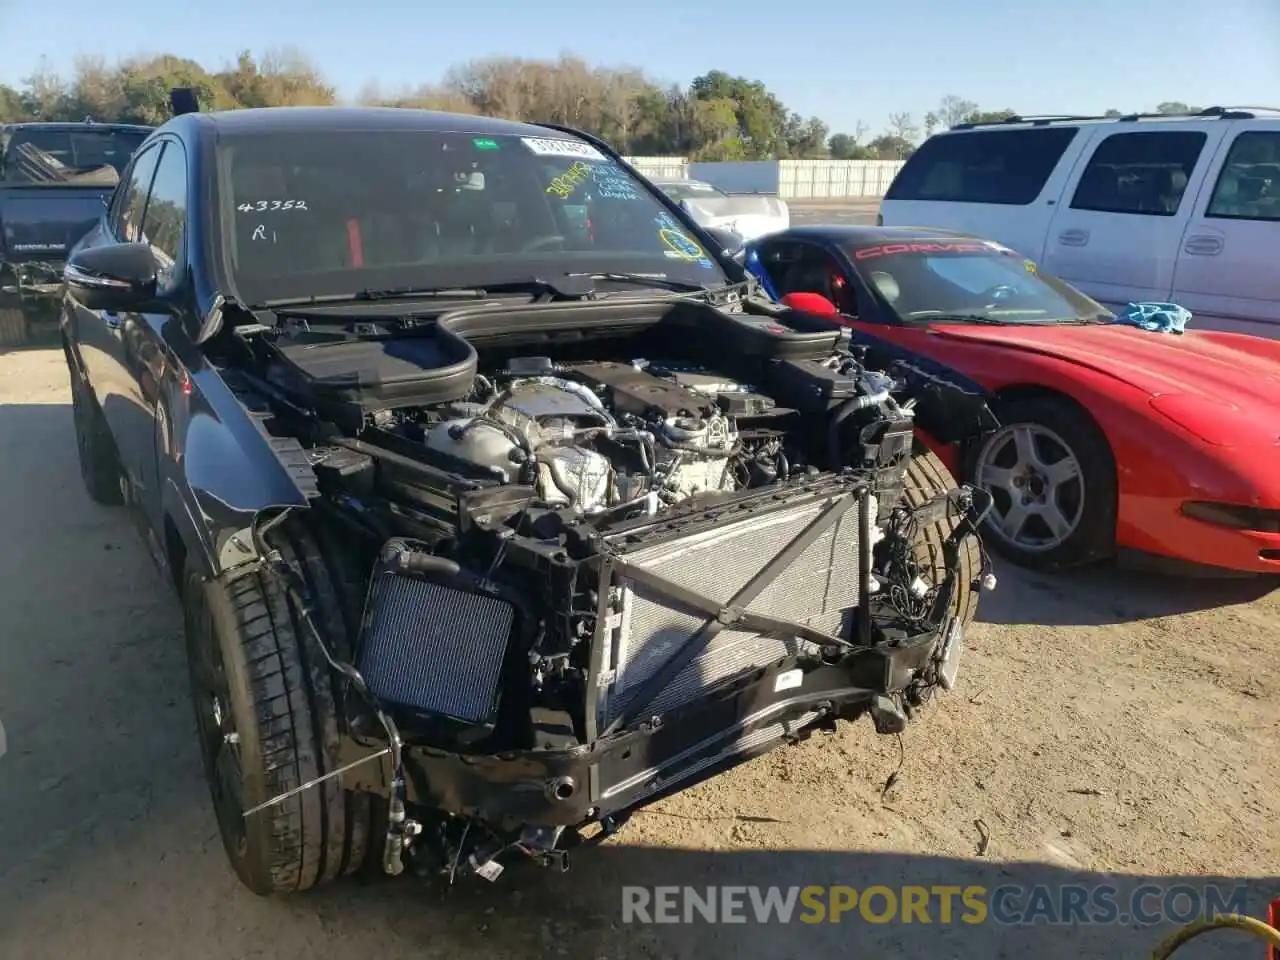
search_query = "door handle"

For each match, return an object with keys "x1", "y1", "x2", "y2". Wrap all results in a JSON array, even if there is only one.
[
  {"x1": 103, "y1": 311, "x2": 123, "y2": 330},
  {"x1": 1183, "y1": 235, "x2": 1224, "y2": 256},
  {"x1": 1057, "y1": 228, "x2": 1089, "y2": 247}
]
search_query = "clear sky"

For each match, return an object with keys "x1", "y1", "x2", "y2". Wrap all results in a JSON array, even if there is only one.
[{"x1": 1, "y1": 0, "x2": 1276, "y2": 137}]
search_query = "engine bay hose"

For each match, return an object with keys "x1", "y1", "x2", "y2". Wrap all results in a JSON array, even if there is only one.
[{"x1": 1149, "y1": 913, "x2": 1280, "y2": 958}]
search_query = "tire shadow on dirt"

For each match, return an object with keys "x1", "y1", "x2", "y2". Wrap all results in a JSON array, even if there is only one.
[{"x1": 975, "y1": 557, "x2": 1280, "y2": 627}]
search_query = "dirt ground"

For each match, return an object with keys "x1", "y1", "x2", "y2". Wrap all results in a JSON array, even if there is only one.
[{"x1": 1, "y1": 345, "x2": 1276, "y2": 960}]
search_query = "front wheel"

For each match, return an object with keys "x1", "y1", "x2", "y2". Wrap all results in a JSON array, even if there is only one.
[
  {"x1": 968, "y1": 396, "x2": 1116, "y2": 570},
  {"x1": 182, "y1": 519, "x2": 377, "y2": 895},
  {"x1": 902, "y1": 448, "x2": 982, "y2": 628}
]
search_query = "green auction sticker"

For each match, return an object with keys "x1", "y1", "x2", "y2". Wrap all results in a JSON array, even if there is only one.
[{"x1": 473, "y1": 138, "x2": 500, "y2": 151}]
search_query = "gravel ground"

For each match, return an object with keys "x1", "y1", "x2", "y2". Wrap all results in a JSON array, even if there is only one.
[{"x1": 1, "y1": 343, "x2": 1277, "y2": 960}]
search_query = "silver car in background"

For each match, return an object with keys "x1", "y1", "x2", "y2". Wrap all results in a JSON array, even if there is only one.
[{"x1": 651, "y1": 178, "x2": 790, "y2": 243}]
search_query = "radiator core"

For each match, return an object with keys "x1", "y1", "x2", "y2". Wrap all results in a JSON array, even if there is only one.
[
  {"x1": 357, "y1": 572, "x2": 515, "y2": 727},
  {"x1": 598, "y1": 493, "x2": 863, "y2": 727}
]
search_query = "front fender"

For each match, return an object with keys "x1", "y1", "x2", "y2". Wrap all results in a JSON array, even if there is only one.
[{"x1": 160, "y1": 358, "x2": 314, "y2": 580}]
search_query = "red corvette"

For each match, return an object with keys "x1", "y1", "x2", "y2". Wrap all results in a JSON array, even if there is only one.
[{"x1": 743, "y1": 226, "x2": 1280, "y2": 574}]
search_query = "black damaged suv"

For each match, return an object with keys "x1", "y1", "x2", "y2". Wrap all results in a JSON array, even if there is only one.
[{"x1": 59, "y1": 102, "x2": 996, "y2": 894}]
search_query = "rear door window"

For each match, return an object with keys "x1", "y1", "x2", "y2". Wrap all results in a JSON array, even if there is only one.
[
  {"x1": 1205, "y1": 130, "x2": 1280, "y2": 221},
  {"x1": 885, "y1": 127, "x2": 1079, "y2": 205},
  {"x1": 1069, "y1": 131, "x2": 1206, "y2": 216}
]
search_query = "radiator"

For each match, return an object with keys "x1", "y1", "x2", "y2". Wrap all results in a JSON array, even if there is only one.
[
  {"x1": 357, "y1": 572, "x2": 515, "y2": 729},
  {"x1": 598, "y1": 492, "x2": 863, "y2": 728}
]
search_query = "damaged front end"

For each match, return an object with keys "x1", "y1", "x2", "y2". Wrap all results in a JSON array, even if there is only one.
[{"x1": 249, "y1": 465, "x2": 992, "y2": 884}]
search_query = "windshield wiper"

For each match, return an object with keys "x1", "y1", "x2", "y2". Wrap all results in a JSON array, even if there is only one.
[
  {"x1": 565, "y1": 271, "x2": 711, "y2": 294},
  {"x1": 913, "y1": 312, "x2": 1013, "y2": 325},
  {"x1": 255, "y1": 277, "x2": 596, "y2": 310}
]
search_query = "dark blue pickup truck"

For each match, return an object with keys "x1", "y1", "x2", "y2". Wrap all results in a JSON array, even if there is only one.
[{"x1": 0, "y1": 120, "x2": 153, "y2": 345}]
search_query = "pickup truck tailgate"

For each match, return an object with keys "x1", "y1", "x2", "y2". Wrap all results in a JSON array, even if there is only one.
[{"x1": 0, "y1": 186, "x2": 110, "y2": 264}]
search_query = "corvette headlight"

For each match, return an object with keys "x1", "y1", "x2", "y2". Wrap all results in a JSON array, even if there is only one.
[{"x1": 1148, "y1": 394, "x2": 1280, "y2": 448}]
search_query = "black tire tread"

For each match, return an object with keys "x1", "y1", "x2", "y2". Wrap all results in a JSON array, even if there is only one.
[
  {"x1": 190, "y1": 515, "x2": 373, "y2": 895},
  {"x1": 901, "y1": 447, "x2": 982, "y2": 628},
  {"x1": 0, "y1": 307, "x2": 27, "y2": 348}
]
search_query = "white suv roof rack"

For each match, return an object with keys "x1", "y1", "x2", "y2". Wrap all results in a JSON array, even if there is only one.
[{"x1": 951, "y1": 106, "x2": 1280, "y2": 131}]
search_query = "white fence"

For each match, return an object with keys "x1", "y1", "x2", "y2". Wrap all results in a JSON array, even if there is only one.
[
  {"x1": 623, "y1": 156, "x2": 690, "y2": 179},
  {"x1": 778, "y1": 160, "x2": 906, "y2": 199},
  {"x1": 628, "y1": 158, "x2": 905, "y2": 199}
]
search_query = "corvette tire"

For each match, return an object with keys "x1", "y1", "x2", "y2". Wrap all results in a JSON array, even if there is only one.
[{"x1": 968, "y1": 396, "x2": 1116, "y2": 570}]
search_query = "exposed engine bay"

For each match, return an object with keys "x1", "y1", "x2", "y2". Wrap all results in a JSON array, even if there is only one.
[
  {"x1": 418, "y1": 358, "x2": 829, "y2": 515},
  {"x1": 219, "y1": 294, "x2": 996, "y2": 882}
]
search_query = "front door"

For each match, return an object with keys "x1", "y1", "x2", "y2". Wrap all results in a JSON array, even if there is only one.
[
  {"x1": 117, "y1": 138, "x2": 190, "y2": 533},
  {"x1": 74, "y1": 141, "x2": 162, "y2": 500}
]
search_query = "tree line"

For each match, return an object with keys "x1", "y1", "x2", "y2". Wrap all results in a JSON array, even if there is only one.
[{"x1": 0, "y1": 51, "x2": 1203, "y2": 162}]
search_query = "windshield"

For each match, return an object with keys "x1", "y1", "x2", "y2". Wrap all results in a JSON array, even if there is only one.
[
  {"x1": 658, "y1": 181, "x2": 728, "y2": 201},
  {"x1": 1, "y1": 127, "x2": 148, "y2": 185},
  {"x1": 217, "y1": 130, "x2": 727, "y2": 305},
  {"x1": 847, "y1": 239, "x2": 1111, "y2": 324}
]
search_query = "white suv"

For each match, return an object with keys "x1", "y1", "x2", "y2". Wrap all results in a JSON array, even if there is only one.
[{"x1": 877, "y1": 107, "x2": 1280, "y2": 338}]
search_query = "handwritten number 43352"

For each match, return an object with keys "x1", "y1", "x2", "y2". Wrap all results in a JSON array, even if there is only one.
[{"x1": 236, "y1": 200, "x2": 308, "y2": 212}]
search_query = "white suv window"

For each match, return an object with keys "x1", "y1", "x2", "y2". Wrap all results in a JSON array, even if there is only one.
[
  {"x1": 1069, "y1": 130, "x2": 1206, "y2": 216},
  {"x1": 1206, "y1": 131, "x2": 1280, "y2": 221},
  {"x1": 884, "y1": 127, "x2": 1079, "y2": 206}
]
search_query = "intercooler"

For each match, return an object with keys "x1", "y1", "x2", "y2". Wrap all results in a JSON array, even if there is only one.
[
  {"x1": 356, "y1": 564, "x2": 516, "y2": 735},
  {"x1": 596, "y1": 489, "x2": 866, "y2": 730}
]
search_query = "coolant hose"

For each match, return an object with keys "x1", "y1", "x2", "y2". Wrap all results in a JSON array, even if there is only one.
[
  {"x1": 827, "y1": 390, "x2": 890, "y2": 466},
  {"x1": 1149, "y1": 914, "x2": 1280, "y2": 958}
]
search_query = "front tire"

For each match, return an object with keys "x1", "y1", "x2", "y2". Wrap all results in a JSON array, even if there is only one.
[
  {"x1": 902, "y1": 448, "x2": 981, "y2": 628},
  {"x1": 969, "y1": 396, "x2": 1116, "y2": 570},
  {"x1": 0, "y1": 306, "x2": 27, "y2": 348},
  {"x1": 182, "y1": 519, "x2": 376, "y2": 895}
]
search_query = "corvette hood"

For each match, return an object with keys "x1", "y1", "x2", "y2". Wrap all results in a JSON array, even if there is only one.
[{"x1": 929, "y1": 323, "x2": 1280, "y2": 448}]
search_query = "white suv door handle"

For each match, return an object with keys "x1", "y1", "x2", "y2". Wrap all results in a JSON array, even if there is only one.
[
  {"x1": 1057, "y1": 228, "x2": 1089, "y2": 246},
  {"x1": 1183, "y1": 235, "x2": 1224, "y2": 256}
]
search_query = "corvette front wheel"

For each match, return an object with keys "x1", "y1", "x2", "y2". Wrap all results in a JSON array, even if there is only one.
[{"x1": 969, "y1": 396, "x2": 1116, "y2": 570}]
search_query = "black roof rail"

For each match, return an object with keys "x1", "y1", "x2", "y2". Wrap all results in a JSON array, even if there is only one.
[
  {"x1": 1198, "y1": 105, "x2": 1280, "y2": 119},
  {"x1": 951, "y1": 106, "x2": 1279, "y2": 132}
]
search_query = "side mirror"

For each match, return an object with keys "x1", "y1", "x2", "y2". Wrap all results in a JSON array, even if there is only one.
[
  {"x1": 64, "y1": 242, "x2": 160, "y2": 313},
  {"x1": 781, "y1": 291, "x2": 840, "y2": 317}
]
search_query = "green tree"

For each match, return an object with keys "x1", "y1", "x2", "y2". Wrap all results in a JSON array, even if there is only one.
[
  {"x1": 1156, "y1": 101, "x2": 1201, "y2": 115},
  {"x1": 828, "y1": 132, "x2": 872, "y2": 160}
]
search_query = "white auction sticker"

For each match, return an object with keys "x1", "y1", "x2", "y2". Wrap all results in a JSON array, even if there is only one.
[{"x1": 520, "y1": 137, "x2": 606, "y2": 161}]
